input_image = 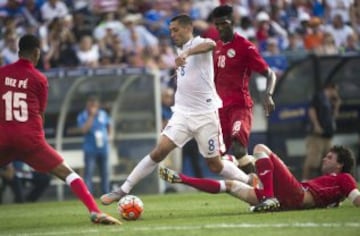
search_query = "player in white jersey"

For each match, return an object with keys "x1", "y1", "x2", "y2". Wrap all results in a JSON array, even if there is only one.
[
  {"x1": 100, "y1": 14, "x2": 253, "y2": 205},
  {"x1": 173, "y1": 35, "x2": 221, "y2": 114}
]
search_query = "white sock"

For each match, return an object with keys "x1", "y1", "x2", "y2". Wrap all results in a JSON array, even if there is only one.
[
  {"x1": 121, "y1": 155, "x2": 158, "y2": 193},
  {"x1": 219, "y1": 180, "x2": 227, "y2": 192},
  {"x1": 220, "y1": 160, "x2": 249, "y2": 183},
  {"x1": 229, "y1": 180, "x2": 253, "y2": 203},
  {"x1": 65, "y1": 172, "x2": 80, "y2": 185}
]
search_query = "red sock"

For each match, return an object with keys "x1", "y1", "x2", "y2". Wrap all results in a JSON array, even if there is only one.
[
  {"x1": 179, "y1": 173, "x2": 221, "y2": 193},
  {"x1": 255, "y1": 158, "x2": 274, "y2": 199},
  {"x1": 69, "y1": 178, "x2": 100, "y2": 213}
]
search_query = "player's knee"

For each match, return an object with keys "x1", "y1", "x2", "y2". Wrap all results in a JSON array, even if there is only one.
[
  {"x1": 253, "y1": 144, "x2": 271, "y2": 156},
  {"x1": 225, "y1": 180, "x2": 234, "y2": 192},
  {"x1": 149, "y1": 148, "x2": 166, "y2": 163},
  {"x1": 206, "y1": 158, "x2": 223, "y2": 173}
]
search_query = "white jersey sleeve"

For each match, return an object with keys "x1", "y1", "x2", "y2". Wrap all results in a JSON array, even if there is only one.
[{"x1": 172, "y1": 36, "x2": 222, "y2": 114}]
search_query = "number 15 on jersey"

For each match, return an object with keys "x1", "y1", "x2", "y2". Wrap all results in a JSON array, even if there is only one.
[{"x1": 2, "y1": 91, "x2": 28, "y2": 122}]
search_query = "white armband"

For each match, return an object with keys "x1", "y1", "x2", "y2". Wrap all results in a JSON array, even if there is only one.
[{"x1": 347, "y1": 189, "x2": 360, "y2": 203}]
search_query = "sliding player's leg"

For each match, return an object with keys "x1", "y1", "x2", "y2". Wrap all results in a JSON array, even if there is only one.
[
  {"x1": 250, "y1": 144, "x2": 280, "y2": 212},
  {"x1": 159, "y1": 166, "x2": 259, "y2": 206}
]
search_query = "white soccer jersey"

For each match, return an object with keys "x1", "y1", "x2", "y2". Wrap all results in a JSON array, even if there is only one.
[{"x1": 172, "y1": 36, "x2": 222, "y2": 114}]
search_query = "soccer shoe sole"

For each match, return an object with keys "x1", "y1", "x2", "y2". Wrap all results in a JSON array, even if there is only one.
[
  {"x1": 100, "y1": 192, "x2": 125, "y2": 205},
  {"x1": 90, "y1": 212, "x2": 122, "y2": 225},
  {"x1": 250, "y1": 198, "x2": 280, "y2": 212},
  {"x1": 159, "y1": 167, "x2": 182, "y2": 183}
]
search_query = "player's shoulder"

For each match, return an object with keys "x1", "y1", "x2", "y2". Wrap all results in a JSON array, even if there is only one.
[
  {"x1": 335, "y1": 172, "x2": 357, "y2": 184},
  {"x1": 194, "y1": 36, "x2": 215, "y2": 44},
  {"x1": 234, "y1": 33, "x2": 257, "y2": 49},
  {"x1": 29, "y1": 68, "x2": 48, "y2": 85}
]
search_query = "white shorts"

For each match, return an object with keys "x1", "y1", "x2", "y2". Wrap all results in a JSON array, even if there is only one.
[{"x1": 162, "y1": 111, "x2": 225, "y2": 158}]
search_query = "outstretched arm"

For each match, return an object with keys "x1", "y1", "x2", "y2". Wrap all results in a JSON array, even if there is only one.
[{"x1": 175, "y1": 39, "x2": 216, "y2": 68}]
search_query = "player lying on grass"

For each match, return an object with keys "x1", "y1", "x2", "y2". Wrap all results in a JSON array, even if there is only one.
[{"x1": 160, "y1": 144, "x2": 360, "y2": 211}]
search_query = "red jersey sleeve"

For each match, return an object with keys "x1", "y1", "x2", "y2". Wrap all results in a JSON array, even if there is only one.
[
  {"x1": 338, "y1": 173, "x2": 358, "y2": 197},
  {"x1": 244, "y1": 40, "x2": 268, "y2": 74}
]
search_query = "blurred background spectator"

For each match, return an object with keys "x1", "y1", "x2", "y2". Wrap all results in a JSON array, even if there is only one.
[
  {"x1": 0, "y1": 0, "x2": 358, "y2": 70},
  {"x1": 0, "y1": 162, "x2": 51, "y2": 204},
  {"x1": 77, "y1": 95, "x2": 112, "y2": 195}
]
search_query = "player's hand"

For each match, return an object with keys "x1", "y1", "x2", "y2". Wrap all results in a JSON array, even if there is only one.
[
  {"x1": 263, "y1": 95, "x2": 275, "y2": 117},
  {"x1": 89, "y1": 106, "x2": 98, "y2": 117},
  {"x1": 175, "y1": 55, "x2": 186, "y2": 68}
]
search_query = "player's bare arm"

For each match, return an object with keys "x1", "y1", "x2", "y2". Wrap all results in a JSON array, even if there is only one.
[
  {"x1": 348, "y1": 189, "x2": 360, "y2": 207},
  {"x1": 261, "y1": 68, "x2": 277, "y2": 116},
  {"x1": 175, "y1": 40, "x2": 216, "y2": 68}
]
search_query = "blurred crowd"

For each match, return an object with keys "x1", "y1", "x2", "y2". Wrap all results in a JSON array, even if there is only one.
[{"x1": 0, "y1": 0, "x2": 359, "y2": 74}]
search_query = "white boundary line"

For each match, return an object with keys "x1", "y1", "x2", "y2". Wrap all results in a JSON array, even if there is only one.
[{"x1": 5, "y1": 222, "x2": 360, "y2": 236}]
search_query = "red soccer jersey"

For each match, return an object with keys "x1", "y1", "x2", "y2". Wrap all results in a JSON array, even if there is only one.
[
  {"x1": 0, "y1": 59, "x2": 48, "y2": 136},
  {"x1": 214, "y1": 33, "x2": 268, "y2": 108},
  {"x1": 301, "y1": 173, "x2": 357, "y2": 208}
]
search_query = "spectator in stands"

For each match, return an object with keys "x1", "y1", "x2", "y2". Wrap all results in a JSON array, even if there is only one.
[
  {"x1": 303, "y1": 17, "x2": 325, "y2": 52},
  {"x1": 157, "y1": 38, "x2": 176, "y2": 70},
  {"x1": 262, "y1": 37, "x2": 288, "y2": 77},
  {"x1": 22, "y1": 0, "x2": 42, "y2": 27},
  {"x1": 350, "y1": 2, "x2": 360, "y2": 37},
  {"x1": 72, "y1": 11, "x2": 94, "y2": 41},
  {"x1": 40, "y1": 0, "x2": 69, "y2": 23},
  {"x1": 93, "y1": 12, "x2": 124, "y2": 42},
  {"x1": 98, "y1": 26, "x2": 125, "y2": 67},
  {"x1": 91, "y1": 0, "x2": 119, "y2": 15},
  {"x1": 255, "y1": 11, "x2": 288, "y2": 52},
  {"x1": 343, "y1": 33, "x2": 360, "y2": 53},
  {"x1": 284, "y1": 32, "x2": 305, "y2": 53},
  {"x1": 0, "y1": 0, "x2": 24, "y2": 20},
  {"x1": 303, "y1": 82, "x2": 341, "y2": 180},
  {"x1": 314, "y1": 32, "x2": 339, "y2": 55},
  {"x1": 235, "y1": 15, "x2": 256, "y2": 40},
  {"x1": 76, "y1": 35, "x2": 100, "y2": 68},
  {"x1": 44, "y1": 16, "x2": 78, "y2": 69},
  {"x1": 324, "y1": 14, "x2": 354, "y2": 48},
  {"x1": 0, "y1": 161, "x2": 51, "y2": 204},
  {"x1": 77, "y1": 95, "x2": 112, "y2": 195},
  {"x1": 119, "y1": 13, "x2": 159, "y2": 58},
  {"x1": 69, "y1": 0, "x2": 92, "y2": 14},
  {"x1": 1, "y1": 31, "x2": 18, "y2": 65},
  {"x1": 325, "y1": 0, "x2": 353, "y2": 25},
  {"x1": 143, "y1": 0, "x2": 171, "y2": 38}
]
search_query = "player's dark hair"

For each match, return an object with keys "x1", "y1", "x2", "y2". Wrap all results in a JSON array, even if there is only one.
[
  {"x1": 170, "y1": 14, "x2": 193, "y2": 26},
  {"x1": 19, "y1": 34, "x2": 40, "y2": 54},
  {"x1": 331, "y1": 145, "x2": 354, "y2": 173},
  {"x1": 212, "y1": 5, "x2": 233, "y2": 19}
]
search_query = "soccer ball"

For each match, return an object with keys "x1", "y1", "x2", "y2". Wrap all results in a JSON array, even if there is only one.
[{"x1": 117, "y1": 195, "x2": 144, "y2": 220}]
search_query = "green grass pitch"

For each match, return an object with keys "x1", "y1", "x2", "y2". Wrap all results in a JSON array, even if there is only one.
[{"x1": 0, "y1": 192, "x2": 359, "y2": 236}]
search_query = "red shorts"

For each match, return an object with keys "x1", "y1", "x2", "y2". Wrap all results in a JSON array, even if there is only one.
[
  {"x1": 255, "y1": 153, "x2": 304, "y2": 210},
  {"x1": 219, "y1": 105, "x2": 252, "y2": 153},
  {"x1": 0, "y1": 130, "x2": 63, "y2": 173}
]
